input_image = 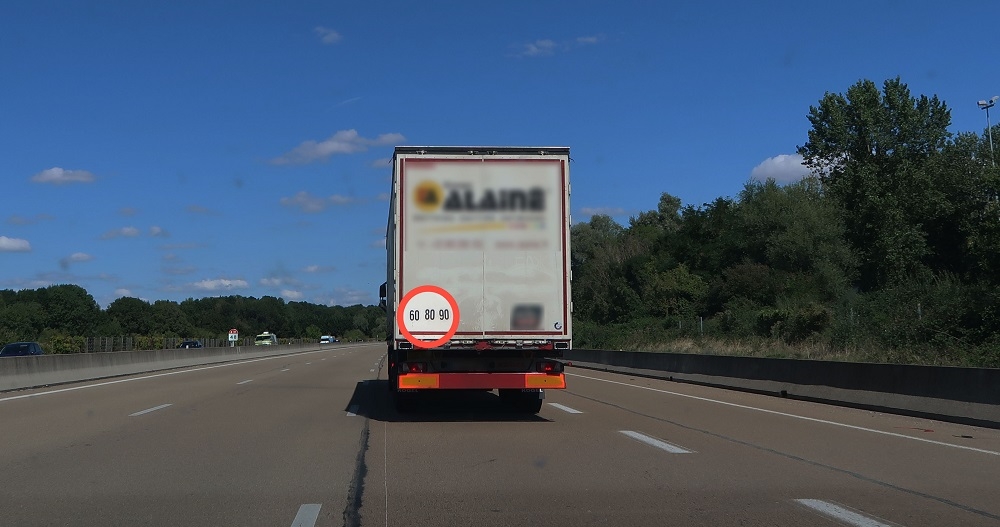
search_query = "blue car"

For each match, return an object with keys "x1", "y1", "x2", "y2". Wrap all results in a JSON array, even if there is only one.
[{"x1": 0, "y1": 342, "x2": 45, "y2": 357}]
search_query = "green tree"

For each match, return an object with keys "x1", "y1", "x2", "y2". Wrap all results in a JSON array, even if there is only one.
[
  {"x1": 149, "y1": 300, "x2": 193, "y2": 336},
  {"x1": 798, "y1": 77, "x2": 952, "y2": 289},
  {"x1": 38, "y1": 285, "x2": 102, "y2": 336},
  {"x1": 107, "y1": 297, "x2": 154, "y2": 335}
]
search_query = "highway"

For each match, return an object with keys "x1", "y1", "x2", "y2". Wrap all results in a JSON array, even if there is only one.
[{"x1": 1, "y1": 343, "x2": 998, "y2": 526}]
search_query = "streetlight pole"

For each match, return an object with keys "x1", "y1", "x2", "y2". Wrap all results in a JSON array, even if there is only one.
[{"x1": 978, "y1": 95, "x2": 999, "y2": 167}]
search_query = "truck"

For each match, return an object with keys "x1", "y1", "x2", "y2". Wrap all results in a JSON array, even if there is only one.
[{"x1": 379, "y1": 146, "x2": 572, "y2": 413}]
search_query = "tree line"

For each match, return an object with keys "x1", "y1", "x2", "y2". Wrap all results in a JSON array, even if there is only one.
[
  {"x1": 571, "y1": 77, "x2": 1000, "y2": 367},
  {"x1": 0, "y1": 285, "x2": 384, "y2": 353}
]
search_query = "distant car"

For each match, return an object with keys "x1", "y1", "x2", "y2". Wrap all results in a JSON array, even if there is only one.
[
  {"x1": 0, "y1": 342, "x2": 44, "y2": 357},
  {"x1": 177, "y1": 340, "x2": 203, "y2": 349},
  {"x1": 319, "y1": 335, "x2": 339, "y2": 344},
  {"x1": 254, "y1": 332, "x2": 277, "y2": 345}
]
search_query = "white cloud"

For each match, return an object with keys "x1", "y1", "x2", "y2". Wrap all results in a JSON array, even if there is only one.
[
  {"x1": 314, "y1": 26, "x2": 342, "y2": 44},
  {"x1": 101, "y1": 226, "x2": 141, "y2": 239},
  {"x1": 303, "y1": 264, "x2": 336, "y2": 273},
  {"x1": 329, "y1": 194, "x2": 354, "y2": 205},
  {"x1": 0, "y1": 278, "x2": 52, "y2": 289},
  {"x1": 370, "y1": 157, "x2": 391, "y2": 168},
  {"x1": 59, "y1": 252, "x2": 93, "y2": 269},
  {"x1": 369, "y1": 238, "x2": 385, "y2": 248},
  {"x1": 159, "y1": 242, "x2": 204, "y2": 250},
  {"x1": 514, "y1": 36, "x2": 603, "y2": 57},
  {"x1": 162, "y1": 265, "x2": 196, "y2": 276},
  {"x1": 580, "y1": 206, "x2": 627, "y2": 216},
  {"x1": 281, "y1": 289, "x2": 304, "y2": 300},
  {"x1": 31, "y1": 167, "x2": 96, "y2": 185},
  {"x1": 259, "y1": 277, "x2": 285, "y2": 287},
  {"x1": 335, "y1": 96, "x2": 361, "y2": 107},
  {"x1": 280, "y1": 191, "x2": 328, "y2": 213},
  {"x1": 375, "y1": 192, "x2": 390, "y2": 201},
  {"x1": 119, "y1": 207, "x2": 138, "y2": 216},
  {"x1": 149, "y1": 226, "x2": 169, "y2": 237},
  {"x1": 191, "y1": 278, "x2": 249, "y2": 291},
  {"x1": 280, "y1": 191, "x2": 356, "y2": 213},
  {"x1": 0, "y1": 236, "x2": 31, "y2": 252},
  {"x1": 750, "y1": 154, "x2": 810, "y2": 184},
  {"x1": 185, "y1": 204, "x2": 220, "y2": 216},
  {"x1": 114, "y1": 288, "x2": 133, "y2": 297},
  {"x1": 517, "y1": 39, "x2": 557, "y2": 57},
  {"x1": 270, "y1": 129, "x2": 406, "y2": 165},
  {"x1": 318, "y1": 287, "x2": 371, "y2": 306},
  {"x1": 7, "y1": 214, "x2": 53, "y2": 225}
]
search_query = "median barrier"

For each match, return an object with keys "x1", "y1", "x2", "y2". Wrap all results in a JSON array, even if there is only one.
[
  {"x1": 564, "y1": 349, "x2": 1000, "y2": 428},
  {"x1": 0, "y1": 344, "x2": 358, "y2": 392}
]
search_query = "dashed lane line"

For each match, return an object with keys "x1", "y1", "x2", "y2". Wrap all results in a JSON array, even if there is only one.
[
  {"x1": 620, "y1": 430, "x2": 694, "y2": 454},
  {"x1": 548, "y1": 402, "x2": 583, "y2": 414},
  {"x1": 569, "y1": 372, "x2": 1000, "y2": 457},
  {"x1": 794, "y1": 499, "x2": 894, "y2": 527},
  {"x1": 129, "y1": 403, "x2": 172, "y2": 417},
  {"x1": 290, "y1": 504, "x2": 322, "y2": 527}
]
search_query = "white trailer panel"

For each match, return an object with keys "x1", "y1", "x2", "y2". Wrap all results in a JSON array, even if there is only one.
[{"x1": 389, "y1": 148, "x2": 571, "y2": 345}]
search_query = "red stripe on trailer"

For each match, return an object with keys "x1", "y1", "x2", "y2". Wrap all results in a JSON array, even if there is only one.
[{"x1": 397, "y1": 372, "x2": 566, "y2": 390}]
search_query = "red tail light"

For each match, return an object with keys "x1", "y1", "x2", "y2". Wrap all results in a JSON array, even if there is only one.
[
  {"x1": 536, "y1": 361, "x2": 563, "y2": 373},
  {"x1": 401, "y1": 362, "x2": 426, "y2": 373}
]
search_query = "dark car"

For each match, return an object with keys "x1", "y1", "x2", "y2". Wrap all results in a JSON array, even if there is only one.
[
  {"x1": 0, "y1": 342, "x2": 45, "y2": 357},
  {"x1": 176, "y1": 340, "x2": 203, "y2": 349}
]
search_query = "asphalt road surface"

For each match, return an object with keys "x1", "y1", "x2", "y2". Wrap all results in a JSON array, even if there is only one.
[{"x1": 1, "y1": 342, "x2": 998, "y2": 526}]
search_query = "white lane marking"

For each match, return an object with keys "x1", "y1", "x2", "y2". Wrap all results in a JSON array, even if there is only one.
[
  {"x1": 569, "y1": 373, "x2": 1000, "y2": 457},
  {"x1": 321, "y1": 358, "x2": 326, "y2": 361},
  {"x1": 346, "y1": 405, "x2": 359, "y2": 417},
  {"x1": 794, "y1": 499, "x2": 893, "y2": 527},
  {"x1": 0, "y1": 344, "x2": 376, "y2": 404},
  {"x1": 236, "y1": 379, "x2": 253, "y2": 385},
  {"x1": 281, "y1": 368, "x2": 290, "y2": 372},
  {"x1": 548, "y1": 402, "x2": 583, "y2": 414},
  {"x1": 306, "y1": 362, "x2": 312, "y2": 365},
  {"x1": 129, "y1": 403, "x2": 172, "y2": 417},
  {"x1": 620, "y1": 430, "x2": 693, "y2": 454},
  {"x1": 370, "y1": 369, "x2": 375, "y2": 372},
  {"x1": 290, "y1": 503, "x2": 322, "y2": 527}
]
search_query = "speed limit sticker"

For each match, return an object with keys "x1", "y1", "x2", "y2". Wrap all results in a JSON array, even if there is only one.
[{"x1": 397, "y1": 285, "x2": 460, "y2": 349}]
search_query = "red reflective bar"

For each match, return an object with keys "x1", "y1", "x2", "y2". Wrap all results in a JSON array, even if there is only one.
[{"x1": 397, "y1": 372, "x2": 566, "y2": 390}]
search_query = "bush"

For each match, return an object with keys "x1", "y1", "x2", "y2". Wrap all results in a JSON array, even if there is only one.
[{"x1": 39, "y1": 331, "x2": 85, "y2": 354}]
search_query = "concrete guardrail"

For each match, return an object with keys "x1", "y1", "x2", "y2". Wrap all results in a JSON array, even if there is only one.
[
  {"x1": 564, "y1": 349, "x2": 1000, "y2": 429},
  {"x1": 0, "y1": 344, "x2": 353, "y2": 392}
]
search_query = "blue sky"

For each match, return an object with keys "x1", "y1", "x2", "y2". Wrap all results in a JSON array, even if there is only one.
[{"x1": 3, "y1": 0, "x2": 998, "y2": 308}]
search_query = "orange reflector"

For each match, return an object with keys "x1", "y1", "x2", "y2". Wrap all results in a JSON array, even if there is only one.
[
  {"x1": 525, "y1": 374, "x2": 566, "y2": 389},
  {"x1": 398, "y1": 374, "x2": 440, "y2": 389}
]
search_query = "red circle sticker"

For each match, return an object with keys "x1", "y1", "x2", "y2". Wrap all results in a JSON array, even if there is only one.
[{"x1": 396, "y1": 285, "x2": 461, "y2": 349}]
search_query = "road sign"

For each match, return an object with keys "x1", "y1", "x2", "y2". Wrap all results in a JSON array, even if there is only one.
[
  {"x1": 396, "y1": 285, "x2": 460, "y2": 349},
  {"x1": 228, "y1": 329, "x2": 239, "y2": 342}
]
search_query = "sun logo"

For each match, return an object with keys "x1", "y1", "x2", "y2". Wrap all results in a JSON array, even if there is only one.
[{"x1": 414, "y1": 180, "x2": 444, "y2": 212}]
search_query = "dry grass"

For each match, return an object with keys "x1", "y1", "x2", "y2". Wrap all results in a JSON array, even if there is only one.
[{"x1": 615, "y1": 336, "x2": 975, "y2": 366}]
